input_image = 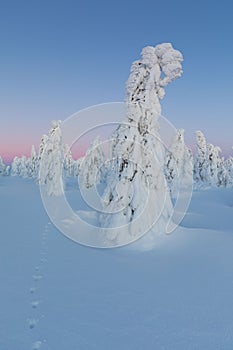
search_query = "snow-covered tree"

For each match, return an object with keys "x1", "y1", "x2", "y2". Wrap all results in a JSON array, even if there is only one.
[
  {"x1": 0, "y1": 156, "x2": 6, "y2": 175},
  {"x1": 11, "y1": 156, "x2": 28, "y2": 177},
  {"x1": 165, "y1": 129, "x2": 193, "y2": 196},
  {"x1": 37, "y1": 134, "x2": 48, "y2": 175},
  {"x1": 217, "y1": 156, "x2": 229, "y2": 187},
  {"x1": 4, "y1": 165, "x2": 10, "y2": 176},
  {"x1": 63, "y1": 144, "x2": 74, "y2": 177},
  {"x1": 194, "y1": 130, "x2": 208, "y2": 184},
  {"x1": 39, "y1": 120, "x2": 64, "y2": 196},
  {"x1": 18, "y1": 156, "x2": 28, "y2": 178},
  {"x1": 193, "y1": 130, "x2": 232, "y2": 188},
  {"x1": 208, "y1": 148, "x2": 228, "y2": 188},
  {"x1": 100, "y1": 43, "x2": 183, "y2": 242},
  {"x1": 11, "y1": 156, "x2": 20, "y2": 176},
  {"x1": 79, "y1": 137, "x2": 106, "y2": 189},
  {"x1": 73, "y1": 157, "x2": 83, "y2": 177},
  {"x1": 224, "y1": 156, "x2": 233, "y2": 187},
  {"x1": 28, "y1": 145, "x2": 38, "y2": 179}
]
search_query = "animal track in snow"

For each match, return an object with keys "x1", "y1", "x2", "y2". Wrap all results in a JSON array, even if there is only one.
[
  {"x1": 32, "y1": 340, "x2": 42, "y2": 349},
  {"x1": 31, "y1": 300, "x2": 40, "y2": 309},
  {"x1": 27, "y1": 318, "x2": 38, "y2": 329},
  {"x1": 33, "y1": 274, "x2": 43, "y2": 282}
]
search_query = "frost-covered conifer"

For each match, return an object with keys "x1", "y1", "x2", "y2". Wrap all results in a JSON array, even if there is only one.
[
  {"x1": 18, "y1": 156, "x2": 28, "y2": 178},
  {"x1": 79, "y1": 137, "x2": 106, "y2": 189},
  {"x1": 11, "y1": 156, "x2": 20, "y2": 176},
  {"x1": 206, "y1": 144, "x2": 221, "y2": 187},
  {"x1": 28, "y1": 145, "x2": 38, "y2": 179},
  {"x1": 100, "y1": 43, "x2": 183, "y2": 241},
  {"x1": 73, "y1": 157, "x2": 83, "y2": 177},
  {"x1": 4, "y1": 165, "x2": 10, "y2": 176},
  {"x1": 0, "y1": 156, "x2": 6, "y2": 175},
  {"x1": 63, "y1": 144, "x2": 74, "y2": 177},
  {"x1": 37, "y1": 134, "x2": 48, "y2": 174},
  {"x1": 11, "y1": 156, "x2": 27, "y2": 177},
  {"x1": 194, "y1": 131, "x2": 233, "y2": 188},
  {"x1": 224, "y1": 157, "x2": 233, "y2": 186},
  {"x1": 39, "y1": 120, "x2": 64, "y2": 196},
  {"x1": 217, "y1": 156, "x2": 228, "y2": 187},
  {"x1": 165, "y1": 129, "x2": 193, "y2": 196},
  {"x1": 194, "y1": 131, "x2": 208, "y2": 184}
]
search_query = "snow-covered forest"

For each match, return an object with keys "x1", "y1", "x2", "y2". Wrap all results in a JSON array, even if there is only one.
[
  {"x1": 2, "y1": 44, "x2": 233, "y2": 194},
  {"x1": 1, "y1": 44, "x2": 233, "y2": 246},
  {"x1": 1, "y1": 42, "x2": 233, "y2": 240},
  {"x1": 2, "y1": 116, "x2": 233, "y2": 190}
]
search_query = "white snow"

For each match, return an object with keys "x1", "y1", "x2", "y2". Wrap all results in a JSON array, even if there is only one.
[{"x1": 1, "y1": 177, "x2": 233, "y2": 349}]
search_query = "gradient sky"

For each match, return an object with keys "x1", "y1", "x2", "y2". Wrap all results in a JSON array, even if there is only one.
[{"x1": 1, "y1": 0, "x2": 233, "y2": 162}]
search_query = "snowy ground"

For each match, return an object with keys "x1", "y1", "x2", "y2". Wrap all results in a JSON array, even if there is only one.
[{"x1": 1, "y1": 177, "x2": 233, "y2": 350}]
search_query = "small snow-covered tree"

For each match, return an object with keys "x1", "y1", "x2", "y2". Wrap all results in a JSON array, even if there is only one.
[
  {"x1": 217, "y1": 156, "x2": 228, "y2": 187},
  {"x1": 73, "y1": 157, "x2": 83, "y2": 177},
  {"x1": 194, "y1": 131, "x2": 233, "y2": 188},
  {"x1": 37, "y1": 134, "x2": 48, "y2": 175},
  {"x1": 63, "y1": 144, "x2": 74, "y2": 177},
  {"x1": 39, "y1": 120, "x2": 64, "y2": 196},
  {"x1": 0, "y1": 156, "x2": 6, "y2": 175},
  {"x1": 206, "y1": 144, "x2": 221, "y2": 187},
  {"x1": 194, "y1": 130, "x2": 208, "y2": 184},
  {"x1": 79, "y1": 137, "x2": 106, "y2": 189},
  {"x1": 224, "y1": 156, "x2": 233, "y2": 187},
  {"x1": 100, "y1": 43, "x2": 183, "y2": 241},
  {"x1": 11, "y1": 156, "x2": 20, "y2": 176},
  {"x1": 4, "y1": 165, "x2": 10, "y2": 176},
  {"x1": 28, "y1": 145, "x2": 38, "y2": 179},
  {"x1": 18, "y1": 156, "x2": 28, "y2": 178},
  {"x1": 165, "y1": 129, "x2": 193, "y2": 196}
]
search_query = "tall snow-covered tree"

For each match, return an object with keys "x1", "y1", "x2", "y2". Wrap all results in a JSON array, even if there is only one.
[
  {"x1": 79, "y1": 137, "x2": 106, "y2": 189},
  {"x1": 39, "y1": 120, "x2": 64, "y2": 196},
  {"x1": 100, "y1": 43, "x2": 183, "y2": 242},
  {"x1": 165, "y1": 129, "x2": 193, "y2": 196}
]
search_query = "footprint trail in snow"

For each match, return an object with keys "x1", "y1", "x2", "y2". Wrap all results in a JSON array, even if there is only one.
[{"x1": 27, "y1": 222, "x2": 51, "y2": 349}]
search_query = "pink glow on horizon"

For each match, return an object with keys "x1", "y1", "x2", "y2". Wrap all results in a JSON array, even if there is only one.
[
  {"x1": 0, "y1": 138, "x2": 90, "y2": 164},
  {"x1": 1, "y1": 124, "x2": 233, "y2": 164}
]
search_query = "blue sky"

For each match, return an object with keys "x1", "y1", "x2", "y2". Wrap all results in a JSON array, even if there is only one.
[{"x1": 1, "y1": 0, "x2": 233, "y2": 161}]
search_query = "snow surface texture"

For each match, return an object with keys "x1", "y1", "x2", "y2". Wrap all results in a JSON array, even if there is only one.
[
  {"x1": 100, "y1": 43, "x2": 184, "y2": 244},
  {"x1": 1, "y1": 177, "x2": 233, "y2": 349}
]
